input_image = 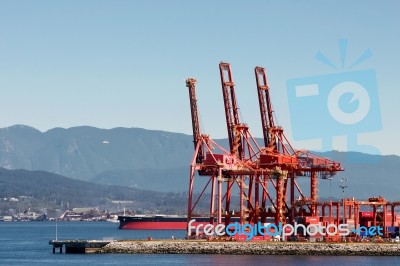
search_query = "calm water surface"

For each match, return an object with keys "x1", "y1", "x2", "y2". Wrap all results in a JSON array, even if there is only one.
[{"x1": 0, "y1": 221, "x2": 398, "y2": 265}]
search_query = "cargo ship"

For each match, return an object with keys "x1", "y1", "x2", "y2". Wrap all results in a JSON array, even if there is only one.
[
  {"x1": 118, "y1": 214, "x2": 242, "y2": 230},
  {"x1": 118, "y1": 214, "x2": 210, "y2": 230}
]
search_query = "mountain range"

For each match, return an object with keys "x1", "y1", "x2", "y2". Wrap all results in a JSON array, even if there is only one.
[
  {"x1": 0, "y1": 125, "x2": 399, "y2": 201},
  {"x1": 0, "y1": 167, "x2": 192, "y2": 214}
]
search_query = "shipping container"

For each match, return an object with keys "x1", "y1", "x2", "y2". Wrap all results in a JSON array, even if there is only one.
[
  {"x1": 305, "y1": 216, "x2": 319, "y2": 224},
  {"x1": 359, "y1": 212, "x2": 373, "y2": 218}
]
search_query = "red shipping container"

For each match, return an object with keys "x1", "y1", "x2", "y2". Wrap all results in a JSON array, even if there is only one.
[{"x1": 360, "y1": 212, "x2": 373, "y2": 218}]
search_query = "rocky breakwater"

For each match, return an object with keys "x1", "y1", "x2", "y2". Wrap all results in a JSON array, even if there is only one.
[{"x1": 100, "y1": 241, "x2": 400, "y2": 256}]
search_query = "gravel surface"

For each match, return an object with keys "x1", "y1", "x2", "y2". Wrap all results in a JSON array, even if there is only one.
[{"x1": 100, "y1": 241, "x2": 400, "y2": 256}]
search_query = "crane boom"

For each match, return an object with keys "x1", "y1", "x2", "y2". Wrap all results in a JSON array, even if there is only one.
[
  {"x1": 255, "y1": 66, "x2": 275, "y2": 148},
  {"x1": 186, "y1": 78, "x2": 204, "y2": 163},
  {"x1": 219, "y1": 62, "x2": 243, "y2": 159}
]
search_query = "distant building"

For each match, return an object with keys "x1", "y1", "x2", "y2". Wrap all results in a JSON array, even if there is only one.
[{"x1": 3, "y1": 216, "x2": 13, "y2": 221}]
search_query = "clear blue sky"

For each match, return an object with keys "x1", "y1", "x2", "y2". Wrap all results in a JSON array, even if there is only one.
[{"x1": 0, "y1": 0, "x2": 399, "y2": 155}]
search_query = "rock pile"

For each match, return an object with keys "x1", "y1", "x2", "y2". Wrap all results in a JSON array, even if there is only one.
[{"x1": 100, "y1": 241, "x2": 400, "y2": 256}]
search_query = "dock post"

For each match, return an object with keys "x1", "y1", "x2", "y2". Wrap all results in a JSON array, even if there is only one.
[
  {"x1": 53, "y1": 247, "x2": 55, "y2": 253},
  {"x1": 60, "y1": 246, "x2": 63, "y2": 254}
]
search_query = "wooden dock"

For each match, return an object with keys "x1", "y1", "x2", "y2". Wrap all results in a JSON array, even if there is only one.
[{"x1": 49, "y1": 240, "x2": 113, "y2": 254}]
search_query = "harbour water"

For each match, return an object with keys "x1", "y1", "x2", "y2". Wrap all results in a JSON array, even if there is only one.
[{"x1": 0, "y1": 221, "x2": 398, "y2": 265}]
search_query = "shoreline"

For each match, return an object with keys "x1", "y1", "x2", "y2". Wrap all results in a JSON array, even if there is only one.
[{"x1": 100, "y1": 240, "x2": 400, "y2": 256}]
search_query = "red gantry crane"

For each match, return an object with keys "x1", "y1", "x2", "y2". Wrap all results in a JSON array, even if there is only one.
[
  {"x1": 255, "y1": 66, "x2": 298, "y2": 225},
  {"x1": 218, "y1": 62, "x2": 263, "y2": 226},
  {"x1": 185, "y1": 63, "x2": 344, "y2": 239},
  {"x1": 255, "y1": 66, "x2": 343, "y2": 224},
  {"x1": 185, "y1": 77, "x2": 258, "y2": 236}
]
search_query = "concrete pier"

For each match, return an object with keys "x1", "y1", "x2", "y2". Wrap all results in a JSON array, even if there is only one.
[
  {"x1": 49, "y1": 239, "x2": 400, "y2": 256},
  {"x1": 49, "y1": 240, "x2": 112, "y2": 254}
]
